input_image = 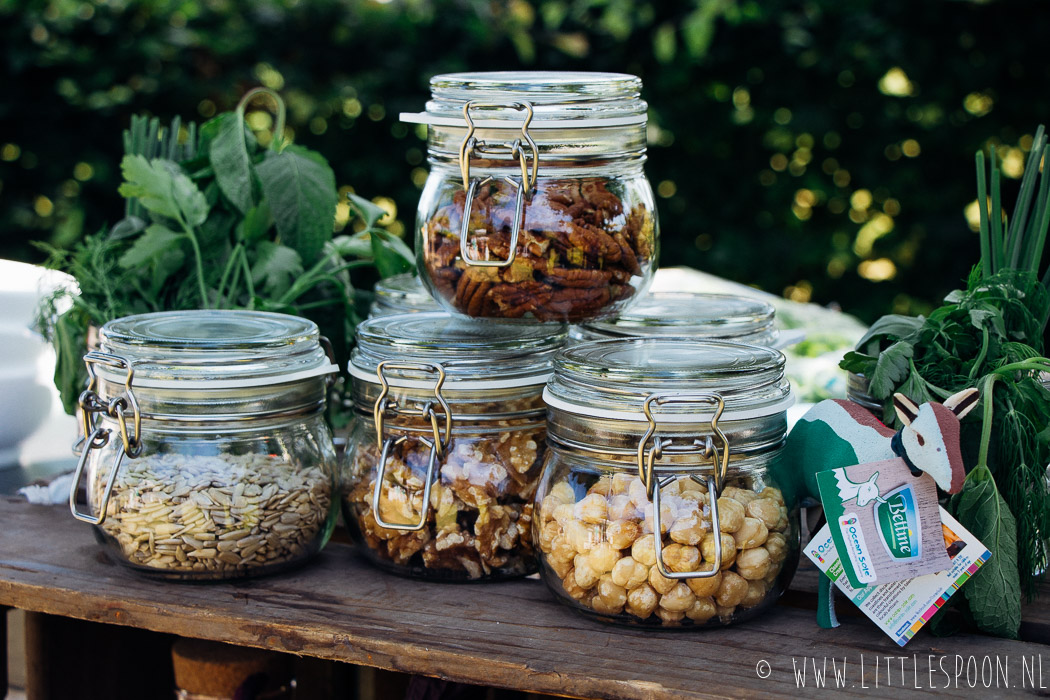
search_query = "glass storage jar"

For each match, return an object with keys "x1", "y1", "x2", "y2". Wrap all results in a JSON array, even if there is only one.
[
  {"x1": 344, "y1": 311, "x2": 566, "y2": 580},
  {"x1": 368, "y1": 273, "x2": 442, "y2": 318},
  {"x1": 571, "y1": 292, "x2": 780, "y2": 347},
  {"x1": 68, "y1": 310, "x2": 340, "y2": 580},
  {"x1": 402, "y1": 71, "x2": 658, "y2": 323},
  {"x1": 536, "y1": 338, "x2": 799, "y2": 627}
]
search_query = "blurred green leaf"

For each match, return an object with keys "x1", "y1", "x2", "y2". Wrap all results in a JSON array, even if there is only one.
[{"x1": 256, "y1": 145, "x2": 336, "y2": 266}]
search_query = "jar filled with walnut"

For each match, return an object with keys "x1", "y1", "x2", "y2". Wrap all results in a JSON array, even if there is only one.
[
  {"x1": 343, "y1": 312, "x2": 565, "y2": 580},
  {"x1": 403, "y1": 71, "x2": 658, "y2": 323},
  {"x1": 536, "y1": 338, "x2": 800, "y2": 627}
]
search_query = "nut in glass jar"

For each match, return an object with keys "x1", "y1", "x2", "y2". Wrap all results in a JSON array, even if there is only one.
[
  {"x1": 537, "y1": 338, "x2": 799, "y2": 626},
  {"x1": 404, "y1": 72, "x2": 659, "y2": 323},
  {"x1": 343, "y1": 312, "x2": 565, "y2": 580}
]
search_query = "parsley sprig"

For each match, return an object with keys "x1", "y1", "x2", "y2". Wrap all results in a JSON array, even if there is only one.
[
  {"x1": 37, "y1": 89, "x2": 414, "y2": 416},
  {"x1": 841, "y1": 129, "x2": 1050, "y2": 639}
]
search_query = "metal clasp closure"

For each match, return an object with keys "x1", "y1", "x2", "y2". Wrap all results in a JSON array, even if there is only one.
[
  {"x1": 457, "y1": 100, "x2": 539, "y2": 269},
  {"x1": 371, "y1": 361, "x2": 453, "y2": 531},
  {"x1": 637, "y1": 392, "x2": 731, "y2": 580},
  {"x1": 69, "y1": 352, "x2": 142, "y2": 525}
]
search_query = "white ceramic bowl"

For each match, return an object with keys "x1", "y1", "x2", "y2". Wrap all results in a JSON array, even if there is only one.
[{"x1": 0, "y1": 260, "x2": 76, "y2": 466}]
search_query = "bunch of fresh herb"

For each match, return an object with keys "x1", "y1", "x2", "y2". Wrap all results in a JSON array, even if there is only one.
[
  {"x1": 36, "y1": 88, "x2": 414, "y2": 417},
  {"x1": 841, "y1": 127, "x2": 1050, "y2": 639}
]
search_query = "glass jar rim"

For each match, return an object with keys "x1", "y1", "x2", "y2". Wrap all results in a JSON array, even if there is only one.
[
  {"x1": 96, "y1": 310, "x2": 336, "y2": 389},
  {"x1": 401, "y1": 71, "x2": 647, "y2": 129},
  {"x1": 576, "y1": 292, "x2": 778, "y2": 342},
  {"x1": 351, "y1": 311, "x2": 566, "y2": 389},
  {"x1": 546, "y1": 337, "x2": 793, "y2": 421}
]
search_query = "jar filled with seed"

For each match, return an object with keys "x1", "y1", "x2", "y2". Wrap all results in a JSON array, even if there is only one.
[
  {"x1": 69, "y1": 310, "x2": 339, "y2": 580},
  {"x1": 343, "y1": 311, "x2": 565, "y2": 580},
  {"x1": 536, "y1": 338, "x2": 799, "y2": 627},
  {"x1": 570, "y1": 292, "x2": 782, "y2": 346},
  {"x1": 403, "y1": 71, "x2": 658, "y2": 323},
  {"x1": 368, "y1": 273, "x2": 442, "y2": 318}
]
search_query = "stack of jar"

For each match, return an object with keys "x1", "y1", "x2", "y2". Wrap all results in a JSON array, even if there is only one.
[{"x1": 71, "y1": 71, "x2": 799, "y2": 629}]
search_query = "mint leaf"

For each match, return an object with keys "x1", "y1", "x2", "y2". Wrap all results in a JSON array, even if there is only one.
[
  {"x1": 370, "y1": 229, "x2": 415, "y2": 278},
  {"x1": 347, "y1": 192, "x2": 388, "y2": 229},
  {"x1": 255, "y1": 145, "x2": 336, "y2": 266},
  {"x1": 868, "y1": 339, "x2": 914, "y2": 397},
  {"x1": 251, "y1": 241, "x2": 303, "y2": 297},
  {"x1": 118, "y1": 155, "x2": 207, "y2": 227},
  {"x1": 951, "y1": 473, "x2": 1021, "y2": 639},
  {"x1": 204, "y1": 112, "x2": 256, "y2": 215}
]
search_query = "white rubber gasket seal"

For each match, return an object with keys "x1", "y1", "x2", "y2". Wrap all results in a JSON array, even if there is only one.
[
  {"x1": 399, "y1": 112, "x2": 647, "y2": 129},
  {"x1": 542, "y1": 387, "x2": 796, "y2": 423},
  {"x1": 95, "y1": 363, "x2": 339, "y2": 390},
  {"x1": 349, "y1": 363, "x2": 550, "y2": 390}
]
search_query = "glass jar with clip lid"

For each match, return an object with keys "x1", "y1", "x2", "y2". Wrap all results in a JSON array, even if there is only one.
[
  {"x1": 535, "y1": 338, "x2": 799, "y2": 626},
  {"x1": 402, "y1": 71, "x2": 658, "y2": 323},
  {"x1": 570, "y1": 292, "x2": 782, "y2": 347},
  {"x1": 343, "y1": 311, "x2": 566, "y2": 580},
  {"x1": 68, "y1": 310, "x2": 340, "y2": 580}
]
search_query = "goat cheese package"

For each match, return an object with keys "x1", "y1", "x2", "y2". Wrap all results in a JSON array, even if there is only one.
[
  {"x1": 805, "y1": 508, "x2": 990, "y2": 646},
  {"x1": 816, "y1": 457, "x2": 950, "y2": 587}
]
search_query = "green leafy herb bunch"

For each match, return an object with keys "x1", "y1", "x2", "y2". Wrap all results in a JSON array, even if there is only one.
[
  {"x1": 842, "y1": 127, "x2": 1050, "y2": 639},
  {"x1": 37, "y1": 88, "x2": 414, "y2": 416}
]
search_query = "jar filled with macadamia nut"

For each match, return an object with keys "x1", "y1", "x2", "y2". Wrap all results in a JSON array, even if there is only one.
[
  {"x1": 344, "y1": 312, "x2": 565, "y2": 580},
  {"x1": 536, "y1": 338, "x2": 799, "y2": 627},
  {"x1": 403, "y1": 72, "x2": 657, "y2": 323},
  {"x1": 69, "y1": 311, "x2": 340, "y2": 580}
]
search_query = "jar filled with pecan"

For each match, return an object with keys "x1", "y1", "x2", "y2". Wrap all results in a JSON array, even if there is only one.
[
  {"x1": 571, "y1": 292, "x2": 782, "y2": 347},
  {"x1": 343, "y1": 312, "x2": 565, "y2": 580},
  {"x1": 536, "y1": 338, "x2": 799, "y2": 627},
  {"x1": 402, "y1": 71, "x2": 658, "y2": 323}
]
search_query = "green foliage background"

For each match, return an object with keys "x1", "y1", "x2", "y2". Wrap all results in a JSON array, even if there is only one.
[{"x1": 3, "y1": 0, "x2": 1049, "y2": 323}]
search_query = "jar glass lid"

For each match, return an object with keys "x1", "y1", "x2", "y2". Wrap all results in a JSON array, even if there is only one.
[
  {"x1": 97, "y1": 310, "x2": 336, "y2": 388},
  {"x1": 351, "y1": 311, "x2": 566, "y2": 388},
  {"x1": 371, "y1": 273, "x2": 441, "y2": 311},
  {"x1": 545, "y1": 338, "x2": 792, "y2": 421},
  {"x1": 577, "y1": 292, "x2": 778, "y2": 344},
  {"x1": 401, "y1": 71, "x2": 647, "y2": 129}
]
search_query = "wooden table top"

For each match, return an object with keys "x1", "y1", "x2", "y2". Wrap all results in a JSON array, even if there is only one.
[{"x1": 1, "y1": 498, "x2": 1047, "y2": 699}]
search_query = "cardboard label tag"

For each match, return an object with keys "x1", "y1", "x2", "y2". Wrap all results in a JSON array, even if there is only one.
[
  {"x1": 805, "y1": 507, "x2": 990, "y2": 647},
  {"x1": 816, "y1": 457, "x2": 950, "y2": 587}
]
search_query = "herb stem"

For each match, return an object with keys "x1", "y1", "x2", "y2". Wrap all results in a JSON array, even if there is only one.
[
  {"x1": 240, "y1": 248, "x2": 256, "y2": 307},
  {"x1": 977, "y1": 151, "x2": 992, "y2": 279},
  {"x1": 992, "y1": 158, "x2": 1004, "y2": 273},
  {"x1": 237, "y1": 87, "x2": 287, "y2": 153},
  {"x1": 976, "y1": 373, "x2": 1001, "y2": 472},
  {"x1": 215, "y1": 244, "x2": 243, "y2": 306}
]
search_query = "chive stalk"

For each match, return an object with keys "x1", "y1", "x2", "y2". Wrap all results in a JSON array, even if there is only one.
[
  {"x1": 977, "y1": 151, "x2": 992, "y2": 278},
  {"x1": 991, "y1": 157, "x2": 1004, "y2": 274}
]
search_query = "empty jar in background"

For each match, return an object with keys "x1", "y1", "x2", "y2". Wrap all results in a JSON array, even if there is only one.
[
  {"x1": 571, "y1": 292, "x2": 780, "y2": 347},
  {"x1": 368, "y1": 273, "x2": 442, "y2": 318}
]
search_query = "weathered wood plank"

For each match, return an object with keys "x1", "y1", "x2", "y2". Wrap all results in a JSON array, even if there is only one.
[{"x1": 0, "y1": 499, "x2": 1047, "y2": 699}]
